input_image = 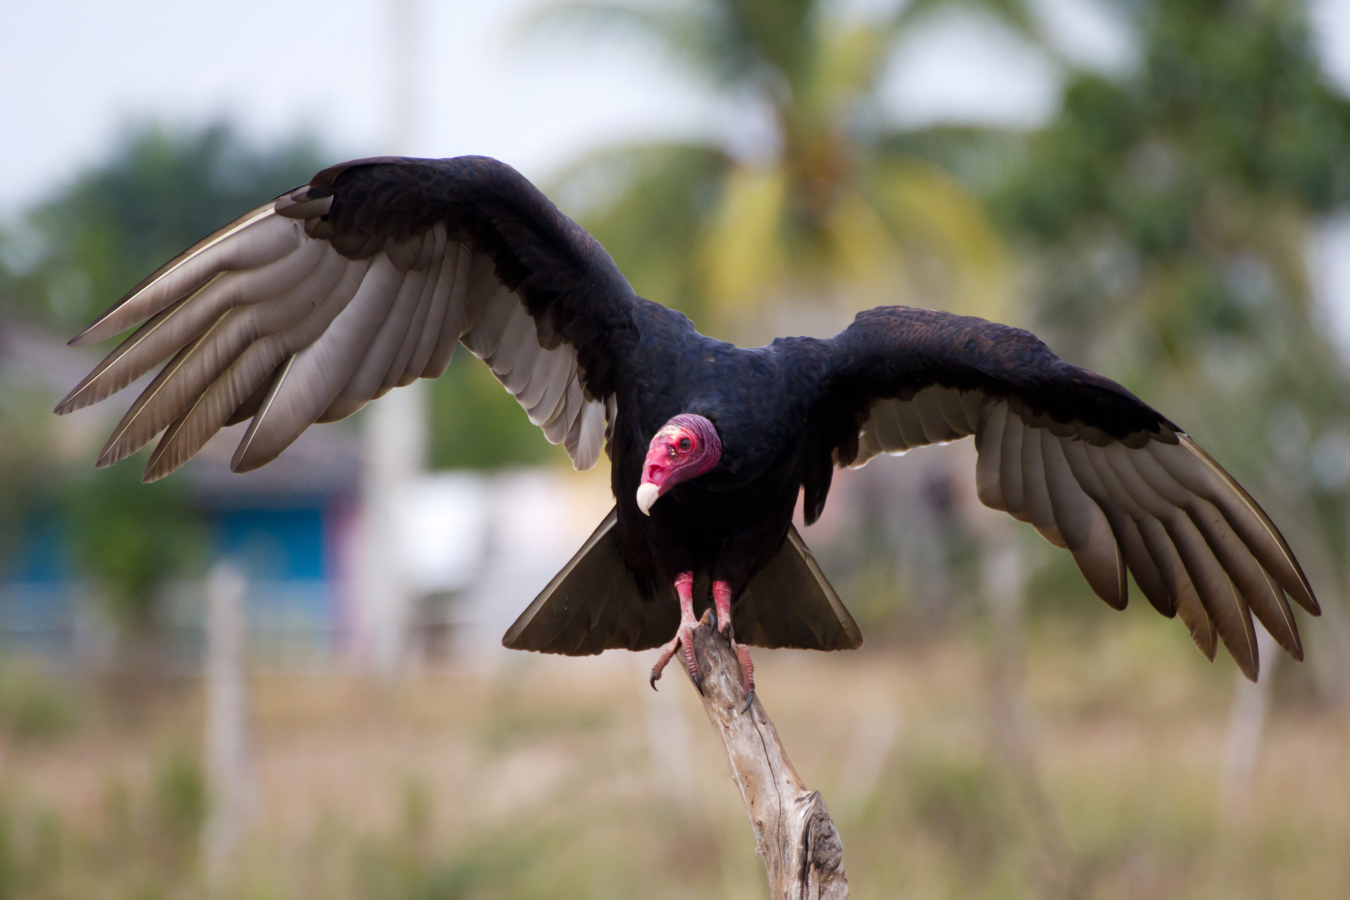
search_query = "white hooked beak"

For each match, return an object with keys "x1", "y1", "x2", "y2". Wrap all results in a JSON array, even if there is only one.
[{"x1": 636, "y1": 482, "x2": 660, "y2": 516}]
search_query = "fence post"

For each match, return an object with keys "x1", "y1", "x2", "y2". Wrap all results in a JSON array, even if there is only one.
[{"x1": 203, "y1": 561, "x2": 253, "y2": 884}]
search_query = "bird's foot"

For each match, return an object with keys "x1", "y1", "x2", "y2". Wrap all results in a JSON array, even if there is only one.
[
  {"x1": 713, "y1": 580, "x2": 755, "y2": 712},
  {"x1": 650, "y1": 571, "x2": 702, "y2": 693},
  {"x1": 650, "y1": 620, "x2": 702, "y2": 693}
]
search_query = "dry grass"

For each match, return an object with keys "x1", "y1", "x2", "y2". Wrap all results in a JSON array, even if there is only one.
[{"x1": 0, "y1": 611, "x2": 1346, "y2": 899}]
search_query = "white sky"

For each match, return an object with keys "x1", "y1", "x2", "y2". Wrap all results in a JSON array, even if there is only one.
[
  {"x1": 5, "y1": 0, "x2": 1350, "y2": 341},
  {"x1": 0, "y1": 0, "x2": 1153, "y2": 218},
  {"x1": 3, "y1": 0, "x2": 1348, "y2": 216}
]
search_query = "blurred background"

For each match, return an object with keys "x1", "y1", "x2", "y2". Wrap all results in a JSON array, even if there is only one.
[{"x1": 2, "y1": 0, "x2": 1350, "y2": 897}]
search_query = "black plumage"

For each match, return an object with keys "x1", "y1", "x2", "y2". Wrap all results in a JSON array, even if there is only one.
[{"x1": 58, "y1": 155, "x2": 1319, "y2": 682}]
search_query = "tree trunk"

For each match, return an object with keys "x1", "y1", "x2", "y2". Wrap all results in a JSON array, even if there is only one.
[{"x1": 684, "y1": 612, "x2": 849, "y2": 900}]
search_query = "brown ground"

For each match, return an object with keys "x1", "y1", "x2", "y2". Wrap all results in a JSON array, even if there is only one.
[{"x1": 0, "y1": 611, "x2": 1346, "y2": 900}]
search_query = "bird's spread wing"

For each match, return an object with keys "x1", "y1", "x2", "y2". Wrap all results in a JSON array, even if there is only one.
[
  {"x1": 56, "y1": 156, "x2": 636, "y2": 481},
  {"x1": 815, "y1": 306, "x2": 1319, "y2": 680}
]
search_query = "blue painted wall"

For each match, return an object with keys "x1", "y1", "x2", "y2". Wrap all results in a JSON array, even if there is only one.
[{"x1": 216, "y1": 508, "x2": 327, "y2": 581}]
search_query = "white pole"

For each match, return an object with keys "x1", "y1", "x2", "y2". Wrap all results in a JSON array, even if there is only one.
[
  {"x1": 202, "y1": 561, "x2": 253, "y2": 883},
  {"x1": 1219, "y1": 628, "x2": 1280, "y2": 821},
  {"x1": 361, "y1": 0, "x2": 426, "y2": 676}
]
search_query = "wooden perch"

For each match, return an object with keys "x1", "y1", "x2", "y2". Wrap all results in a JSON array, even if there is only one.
[{"x1": 683, "y1": 611, "x2": 849, "y2": 900}]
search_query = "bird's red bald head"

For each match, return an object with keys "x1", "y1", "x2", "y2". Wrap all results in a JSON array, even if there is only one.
[{"x1": 636, "y1": 414, "x2": 722, "y2": 515}]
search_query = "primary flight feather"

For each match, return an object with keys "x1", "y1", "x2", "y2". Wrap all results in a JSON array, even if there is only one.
[{"x1": 58, "y1": 155, "x2": 1319, "y2": 691}]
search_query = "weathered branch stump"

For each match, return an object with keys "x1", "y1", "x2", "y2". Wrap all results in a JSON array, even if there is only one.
[{"x1": 683, "y1": 611, "x2": 849, "y2": 900}]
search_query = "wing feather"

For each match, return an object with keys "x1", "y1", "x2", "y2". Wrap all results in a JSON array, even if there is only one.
[
  {"x1": 820, "y1": 306, "x2": 1316, "y2": 675},
  {"x1": 332, "y1": 265, "x2": 429, "y2": 408},
  {"x1": 1018, "y1": 423, "x2": 1064, "y2": 546},
  {"x1": 421, "y1": 243, "x2": 475, "y2": 379},
  {"x1": 388, "y1": 228, "x2": 448, "y2": 390},
  {"x1": 958, "y1": 389, "x2": 983, "y2": 432},
  {"x1": 868, "y1": 399, "x2": 906, "y2": 452},
  {"x1": 894, "y1": 398, "x2": 926, "y2": 447},
  {"x1": 380, "y1": 262, "x2": 439, "y2": 394},
  {"x1": 929, "y1": 387, "x2": 975, "y2": 439},
  {"x1": 525, "y1": 346, "x2": 575, "y2": 426},
  {"x1": 71, "y1": 206, "x2": 296, "y2": 346},
  {"x1": 517, "y1": 342, "x2": 567, "y2": 410},
  {"x1": 398, "y1": 225, "x2": 451, "y2": 385},
  {"x1": 851, "y1": 414, "x2": 883, "y2": 467},
  {"x1": 458, "y1": 258, "x2": 509, "y2": 348},
  {"x1": 1058, "y1": 437, "x2": 1173, "y2": 616},
  {"x1": 1138, "y1": 513, "x2": 1218, "y2": 660},
  {"x1": 461, "y1": 285, "x2": 519, "y2": 359},
  {"x1": 98, "y1": 246, "x2": 350, "y2": 465},
  {"x1": 998, "y1": 406, "x2": 1027, "y2": 517},
  {"x1": 142, "y1": 258, "x2": 371, "y2": 481},
  {"x1": 543, "y1": 374, "x2": 583, "y2": 445},
  {"x1": 567, "y1": 398, "x2": 608, "y2": 471},
  {"x1": 1152, "y1": 439, "x2": 1318, "y2": 613},
  {"x1": 57, "y1": 237, "x2": 328, "y2": 415},
  {"x1": 485, "y1": 302, "x2": 538, "y2": 388},
  {"x1": 1040, "y1": 431, "x2": 1126, "y2": 608},
  {"x1": 1162, "y1": 508, "x2": 1259, "y2": 679},
  {"x1": 1187, "y1": 496, "x2": 1302, "y2": 659},
  {"x1": 1085, "y1": 443, "x2": 1218, "y2": 659},
  {"x1": 231, "y1": 253, "x2": 403, "y2": 471},
  {"x1": 974, "y1": 400, "x2": 1007, "y2": 509}
]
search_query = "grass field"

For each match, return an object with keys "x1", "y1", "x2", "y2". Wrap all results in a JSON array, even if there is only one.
[{"x1": 0, "y1": 607, "x2": 1345, "y2": 900}]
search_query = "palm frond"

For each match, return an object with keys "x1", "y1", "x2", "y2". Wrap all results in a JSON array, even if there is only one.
[{"x1": 549, "y1": 144, "x2": 733, "y2": 322}]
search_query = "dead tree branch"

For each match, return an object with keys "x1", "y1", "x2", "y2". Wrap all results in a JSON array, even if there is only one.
[{"x1": 683, "y1": 611, "x2": 849, "y2": 900}]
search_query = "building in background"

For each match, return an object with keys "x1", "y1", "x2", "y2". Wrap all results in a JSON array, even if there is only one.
[
  {"x1": 0, "y1": 315, "x2": 612, "y2": 672},
  {"x1": 0, "y1": 316, "x2": 363, "y2": 669}
]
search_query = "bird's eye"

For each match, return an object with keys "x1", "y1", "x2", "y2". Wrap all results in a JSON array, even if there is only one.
[{"x1": 678, "y1": 437, "x2": 692, "y2": 452}]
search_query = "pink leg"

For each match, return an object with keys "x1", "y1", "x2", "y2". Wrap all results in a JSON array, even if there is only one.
[
  {"x1": 713, "y1": 580, "x2": 755, "y2": 701},
  {"x1": 650, "y1": 572, "x2": 702, "y2": 691}
]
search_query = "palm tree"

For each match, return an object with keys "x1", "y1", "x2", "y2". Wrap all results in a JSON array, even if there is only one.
[{"x1": 532, "y1": 0, "x2": 1041, "y2": 337}]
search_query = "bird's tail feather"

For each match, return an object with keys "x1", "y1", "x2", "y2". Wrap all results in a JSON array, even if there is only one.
[
  {"x1": 734, "y1": 526, "x2": 863, "y2": 651},
  {"x1": 501, "y1": 509, "x2": 862, "y2": 655}
]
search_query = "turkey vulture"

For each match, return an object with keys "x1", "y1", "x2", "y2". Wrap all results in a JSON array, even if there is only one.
[{"x1": 57, "y1": 155, "x2": 1319, "y2": 695}]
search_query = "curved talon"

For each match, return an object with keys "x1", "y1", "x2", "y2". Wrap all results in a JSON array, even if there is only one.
[
  {"x1": 650, "y1": 618, "x2": 702, "y2": 692},
  {"x1": 741, "y1": 690, "x2": 756, "y2": 715},
  {"x1": 732, "y1": 636, "x2": 755, "y2": 707}
]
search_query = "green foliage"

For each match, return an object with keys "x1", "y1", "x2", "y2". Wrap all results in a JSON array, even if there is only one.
[
  {"x1": 905, "y1": 752, "x2": 1008, "y2": 876},
  {"x1": 428, "y1": 350, "x2": 559, "y2": 470},
  {"x1": 540, "y1": 0, "x2": 1030, "y2": 331},
  {"x1": 550, "y1": 145, "x2": 729, "y2": 319},
  {"x1": 151, "y1": 749, "x2": 207, "y2": 861},
  {"x1": 994, "y1": 0, "x2": 1350, "y2": 302},
  {"x1": 0, "y1": 798, "x2": 67, "y2": 900},
  {"x1": 354, "y1": 780, "x2": 478, "y2": 900},
  {"x1": 0, "y1": 388, "x2": 64, "y2": 579},
  {"x1": 0, "y1": 665, "x2": 77, "y2": 742},
  {"x1": 62, "y1": 458, "x2": 203, "y2": 632}
]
